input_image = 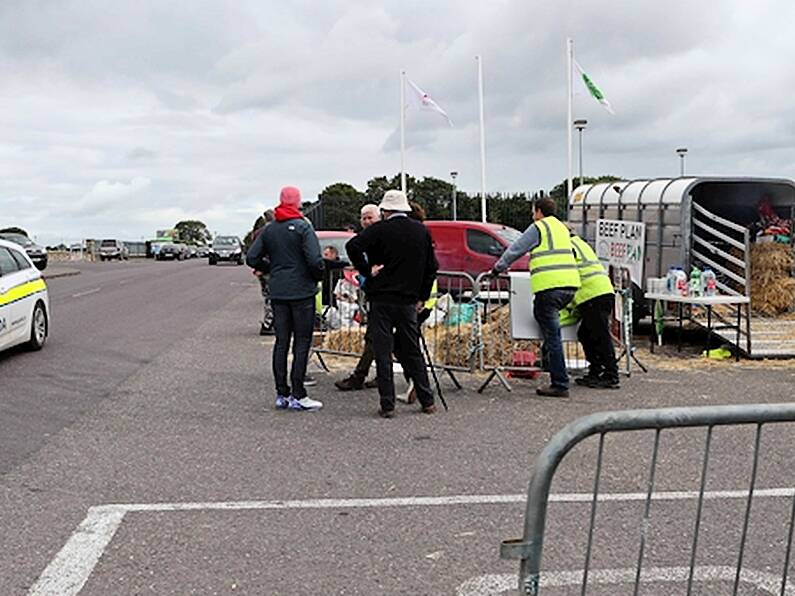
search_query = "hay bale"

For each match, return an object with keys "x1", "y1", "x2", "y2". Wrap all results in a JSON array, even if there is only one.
[
  {"x1": 750, "y1": 242, "x2": 795, "y2": 316},
  {"x1": 322, "y1": 328, "x2": 367, "y2": 353},
  {"x1": 427, "y1": 324, "x2": 475, "y2": 368}
]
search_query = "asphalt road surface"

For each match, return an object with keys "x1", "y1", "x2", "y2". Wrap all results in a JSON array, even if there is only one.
[
  {"x1": 2, "y1": 260, "x2": 795, "y2": 595},
  {"x1": 0, "y1": 259, "x2": 253, "y2": 474}
]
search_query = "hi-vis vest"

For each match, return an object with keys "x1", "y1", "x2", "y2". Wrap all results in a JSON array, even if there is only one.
[
  {"x1": 571, "y1": 235, "x2": 613, "y2": 307},
  {"x1": 529, "y1": 216, "x2": 580, "y2": 293},
  {"x1": 424, "y1": 280, "x2": 438, "y2": 310}
]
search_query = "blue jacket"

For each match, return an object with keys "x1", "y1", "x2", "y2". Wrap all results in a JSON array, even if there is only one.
[{"x1": 246, "y1": 217, "x2": 324, "y2": 301}]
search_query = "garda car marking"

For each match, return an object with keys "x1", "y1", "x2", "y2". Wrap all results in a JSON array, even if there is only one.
[{"x1": 0, "y1": 279, "x2": 47, "y2": 307}]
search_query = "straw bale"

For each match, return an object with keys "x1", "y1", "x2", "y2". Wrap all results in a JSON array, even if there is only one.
[
  {"x1": 750, "y1": 242, "x2": 795, "y2": 316},
  {"x1": 428, "y1": 324, "x2": 475, "y2": 368},
  {"x1": 322, "y1": 328, "x2": 367, "y2": 353},
  {"x1": 480, "y1": 308, "x2": 540, "y2": 367}
]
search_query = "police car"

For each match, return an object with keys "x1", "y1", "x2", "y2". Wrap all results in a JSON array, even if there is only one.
[{"x1": 0, "y1": 238, "x2": 49, "y2": 353}]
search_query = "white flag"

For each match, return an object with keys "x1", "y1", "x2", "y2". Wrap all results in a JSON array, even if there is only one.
[
  {"x1": 406, "y1": 79, "x2": 454, "y2": 126},
  {"x1": 574, "y1": 60, "x2": 615, "y2": 115}
]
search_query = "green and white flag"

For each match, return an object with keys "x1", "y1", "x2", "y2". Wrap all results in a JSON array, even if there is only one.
[{"x1": 574, "y1": 60, "x2": 615, "y2": 115}]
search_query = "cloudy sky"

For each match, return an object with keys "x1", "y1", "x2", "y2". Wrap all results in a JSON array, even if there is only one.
[{"x1": 2, "y1": 0, "x2": 794, "y2": 245}]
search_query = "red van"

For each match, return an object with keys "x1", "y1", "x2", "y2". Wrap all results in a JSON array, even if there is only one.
[{"x1": 424, "y1": 220, "x2": 530, "y2": 278}]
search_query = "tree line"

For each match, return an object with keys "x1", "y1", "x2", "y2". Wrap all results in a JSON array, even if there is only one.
[{"x1": 302, "y1": 173, "x2": 621, "y2": 232}]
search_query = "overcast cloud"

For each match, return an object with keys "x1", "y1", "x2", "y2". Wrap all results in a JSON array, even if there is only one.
[{"x1": 1, "y1": 0, "x2": 794, "y2": 245}]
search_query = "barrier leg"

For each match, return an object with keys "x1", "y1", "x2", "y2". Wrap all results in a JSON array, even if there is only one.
[
  {"x1": 313, "y1": 351, "x2": 330, "y2": 372},
  {"x1": 445, "y1": 368, "x2": 462, "y2": 390},
  {"x1": 477, "y1": 368, "x2": 513, "y2": 393}
]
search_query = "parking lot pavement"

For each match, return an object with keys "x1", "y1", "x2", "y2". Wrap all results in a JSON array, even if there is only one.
[{"x1": 3, "y1": 287, "x2": 795, "y2": 594}]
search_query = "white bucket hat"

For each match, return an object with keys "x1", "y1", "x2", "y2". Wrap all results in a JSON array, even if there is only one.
[{"x1": 378, "y1": 189, "x2": 411, "y2": 212}]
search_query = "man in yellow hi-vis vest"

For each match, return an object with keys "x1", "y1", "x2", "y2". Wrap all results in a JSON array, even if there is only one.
[
  {"x1": 492, "y1": 198, "x2": 580, "y2": 397},
  {"x1": 570, "y1": 234, "x2": 620, "y2": 389}
]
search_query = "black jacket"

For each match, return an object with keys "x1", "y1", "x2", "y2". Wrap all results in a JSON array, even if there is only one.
[
  {"x1": 346, "y1": 214, "x2": 438, "y2": 304},
  {"x1": 246, "y1": 217, "x2": 324, "y2": 301}
]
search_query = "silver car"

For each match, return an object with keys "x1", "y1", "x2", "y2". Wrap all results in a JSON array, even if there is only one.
[{"x1": 98, "y1": 239, "x2": 129, "y2": 261}]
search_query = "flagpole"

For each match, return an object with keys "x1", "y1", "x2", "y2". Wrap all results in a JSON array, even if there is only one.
[
  {"x1": 566, "y1": 38, "x2": 573, "y2": 204},
  {"x1": 400, "y1": 70, "x2": 407, "y2": 193},
  {"x1": 476, "y1": 55, "x2": 487, "y2": 223}
]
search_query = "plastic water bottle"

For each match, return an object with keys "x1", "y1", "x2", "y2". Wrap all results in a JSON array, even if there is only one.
[
  {"x1": 675, "y1": 268, "x2": 689, "y2": 296},
  {"x1": 666, "y1": 267, "x2": 678, "y2": 294},
  {"x1": 701, "y1": 268, "x2": 717, "y2": 296},
  {"x1": 689, "y1": 266, "x2": 702, "y2": 297}
]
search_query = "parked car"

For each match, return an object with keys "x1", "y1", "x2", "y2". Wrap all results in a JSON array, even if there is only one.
[
  {"x1": 98, "y1": 239, "x2": 129, "y2": 261},
  {"x1": 209, "y1": 236, "x2": 244, "y2": 265},
  {"x1": 424, "y1": 220, "x2": 529, "y2": 279},
  {"x1": 316, "y1": 230, "x2": 355, "y2": 261},
  {"x1": 197, "y1": 246, "x2": 210, "y2": 258},
  {"x1": 0, "y1": 238, "x2": 49, "y2": 353},
  {"x1": 0, "y1": 233, "x2": 48, "y2": 271},
  {"x1": 156, "y1": 243, "x2": 186, "y2": 261}
]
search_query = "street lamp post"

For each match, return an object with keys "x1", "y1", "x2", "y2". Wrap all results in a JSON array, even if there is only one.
[
  {"x1": 573, "y1": 119, "x2": 588, "y2": 188},
  {"x1": 676, "y1": 147, "x2": 688, "y2": 177},
  {"x1": 450, "y1": 171, "x2": 459, "y2": 221}
]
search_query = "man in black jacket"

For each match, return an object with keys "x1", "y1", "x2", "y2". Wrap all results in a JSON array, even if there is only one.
[
  {"x1": 345, "y1": 190, "x2": 439, "y2": 418},
  {"x1": 246, "y1": 186, "x2": 325, "y2": 411}
]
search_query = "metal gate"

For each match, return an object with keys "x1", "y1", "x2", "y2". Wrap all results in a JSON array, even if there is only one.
[{"x1": 501, "y1": 403, "x2": 795, "y2": 595}]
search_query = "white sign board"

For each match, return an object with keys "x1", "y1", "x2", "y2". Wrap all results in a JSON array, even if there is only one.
[
  {"x1": 508, "y1": 272, "x2": 580, "y2": 341},
  {"x1": 595, "y1": 219, "x2": 646, "y2": 286}
]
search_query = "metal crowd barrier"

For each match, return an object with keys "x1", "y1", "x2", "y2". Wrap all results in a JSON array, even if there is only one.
[
  {"x1": 309, "y1": 266, "x2": 634, "y2": 392},
  {"x1": 500, "y1": 403, "x2": 795, "y2": 595},
  {"x1": 312, "y1": 267, "x2": 367, "y2": 367},
  {"x1": 473, "y1": 271, "x2": 598, "y2": 393}
]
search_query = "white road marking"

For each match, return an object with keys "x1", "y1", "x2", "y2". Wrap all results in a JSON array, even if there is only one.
[
  {"x1": 71, "y1": 287, "x2": 101, "y2": 298},
  {"x1": 28, "y1": 508, "x2": 125, "y2": 596},
  {"x1": 118, "y1": 279, "x2": 129, "y2": 285},
  {"x1": 456, "y1": 566, "x2": 795, "y2": 595},
  {"x1": 93, "y1": 486, "x2": 795, "y2": 513},
  {"x1": 29, "y1": 487, "x2": 795, "y2": 596}
]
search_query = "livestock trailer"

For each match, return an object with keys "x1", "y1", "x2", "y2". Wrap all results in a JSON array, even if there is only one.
[{"x1": 568, "y1": 177, "x2": 795, "y2": 357}]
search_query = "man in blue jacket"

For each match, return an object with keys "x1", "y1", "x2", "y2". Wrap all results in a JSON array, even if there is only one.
[{"x1": 246, "y1": 186, "x2": 325, "y2": 411}]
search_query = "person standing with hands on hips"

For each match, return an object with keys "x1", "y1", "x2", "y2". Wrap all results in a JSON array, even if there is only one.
[
  {"x1": 345, "y1": 190, "x2": 439, "y2": 418},
  {"x1": 491, "y1": 197, "x2": 580, "y2": 398}
]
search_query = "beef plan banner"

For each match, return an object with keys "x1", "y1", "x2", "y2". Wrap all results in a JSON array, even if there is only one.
[{"x1": 595, "y1": 219, "x2": 646, "y2": 287}]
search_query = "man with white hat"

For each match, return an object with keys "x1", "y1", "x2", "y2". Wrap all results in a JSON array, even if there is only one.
[{"x1": 345, "y1": 190, "x2": 439, "y2": 418}]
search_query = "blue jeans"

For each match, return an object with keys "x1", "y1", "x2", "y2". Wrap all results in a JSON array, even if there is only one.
[
  {"x1": 272, "y1": 297, "x2": 315, "y2": 398},
  {"x1": 533, "y1": 288, "x2": 576, "y2": 390}
]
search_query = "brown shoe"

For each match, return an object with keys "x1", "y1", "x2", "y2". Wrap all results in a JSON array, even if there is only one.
[
  {"x1": 536, "y1": 385, "x2": 569, "y2": 398},
  {"x1": 335, "y1": 376, "x2": 364, "y2": 391},
  {"x1": 421, "y1": 404, "x2": 437, "y2": 414},
  {"x1": 378, "y1": 408, "x2": 395, "y2": 419},
  {"x1": 364, "y1": 378, "x2": 379, "y2": 389},
  {"x1": 407, "y1": 387, "x2": 417, "y2": 404}
]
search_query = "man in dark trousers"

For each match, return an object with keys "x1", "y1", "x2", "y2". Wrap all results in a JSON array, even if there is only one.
[
  {"x1": 345, "y1": 190, "x2": 438, "y2": 418},
  {"x1": 246, "y1": 186, "x2": 325, "y2": 411},
  {"x1": 492, "y1": 197, "x2": 580, "y2": 397},
  {"x1": 570, "y1": 234, "x2": 620, "y2": 389},
  {"x1": 334, "y1": 204, "x2": 381, "y2": 391}
]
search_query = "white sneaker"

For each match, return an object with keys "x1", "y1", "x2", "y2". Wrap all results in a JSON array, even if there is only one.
[
  {"x1": 288, "y1": 396, "x2": 323, "y2": 411},
  {"x1": 397, "y1": 379, "x2": 414, "y2": 403}
]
